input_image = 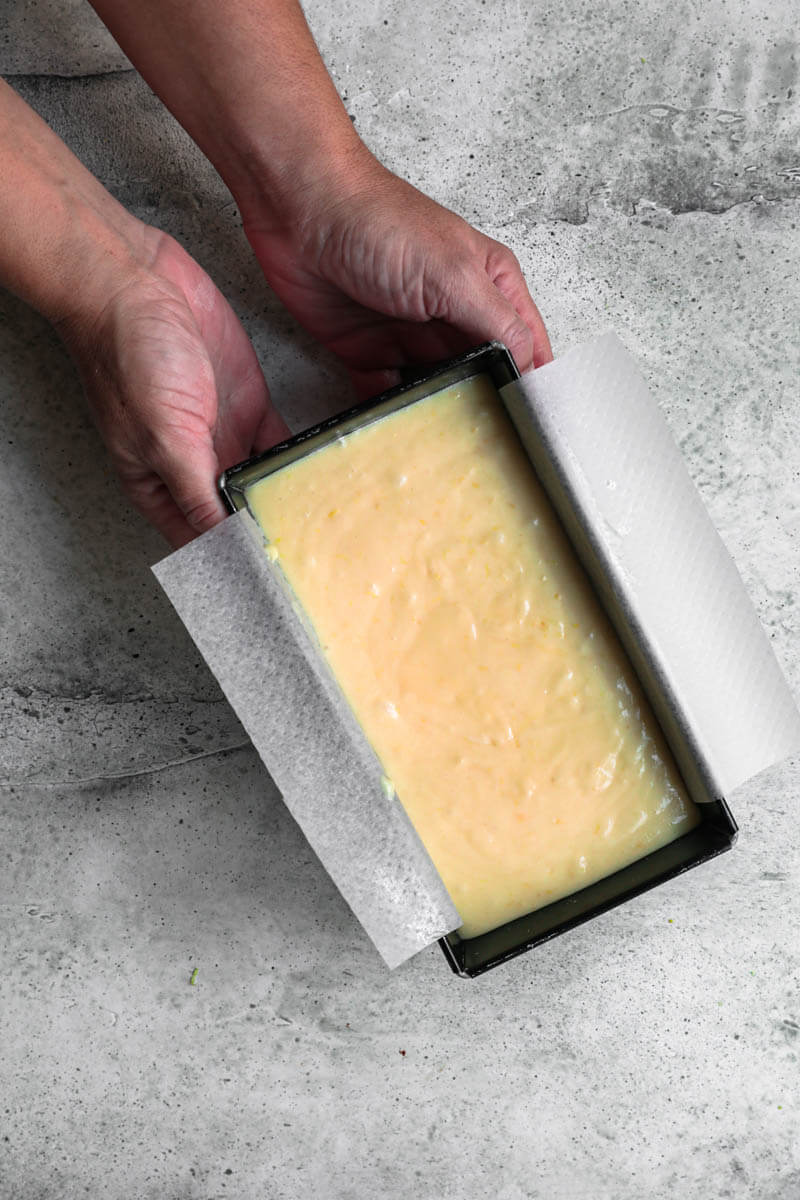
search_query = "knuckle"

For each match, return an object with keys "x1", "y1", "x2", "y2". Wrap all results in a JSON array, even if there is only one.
[
  {"x1": 487, "y1": 240, "x2": 521, "y2": 279},
  {"x1": 181, "y1": 495, "x2": 221, "y2": 533},
  {"x1": 502, "y1": 318, "x2": 534, "y2": 366},
  {"x1": 137, "y1": 433, "x2": 220, "y2": 532}
]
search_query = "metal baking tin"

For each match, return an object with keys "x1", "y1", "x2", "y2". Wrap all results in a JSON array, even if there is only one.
[
  {"x1": 219, "y1": 343, "x2": 738, "y2": 979},
  {"x1": 218, "y1": 344, "x2": 521, "y2": 512}
]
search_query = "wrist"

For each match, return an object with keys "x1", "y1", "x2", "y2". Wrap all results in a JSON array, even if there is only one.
[
  {"x1": 0, "y1": 77, "x2": 154, "y2": 348},
  {"x1": 46, "y1": 204, "x2": 155, "y2": 352},
  {"x1": 233, "y1": 123, "x2": 375, "y2": 236},
  {"x1": 236, "y1": 135, "x2": 398, "y2": 281}
]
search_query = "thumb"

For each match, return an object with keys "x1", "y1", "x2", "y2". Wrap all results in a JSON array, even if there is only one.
[
  {"x1": 440, "y1": 267, "x2": 537, "y2": 372},
  {"x1": 148, "y1": 433, "x2": 228, "y2": 536}
]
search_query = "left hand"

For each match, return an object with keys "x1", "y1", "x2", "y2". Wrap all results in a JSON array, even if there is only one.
[{"x1": 63, "y1": 227, "x2": 289, "y2": 548}]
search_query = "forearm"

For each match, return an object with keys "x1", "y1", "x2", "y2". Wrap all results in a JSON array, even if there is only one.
[
  {"x1": 87, "y1": 0, "x2": 368, "y2": 226},
  {"x1": 0, "y1": 78, "x2": 149, "y2": 333}
]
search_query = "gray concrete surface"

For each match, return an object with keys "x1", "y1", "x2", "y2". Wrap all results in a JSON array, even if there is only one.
[{"x1": 1, "y1": 1, "x2": 799, "y2": 1197}]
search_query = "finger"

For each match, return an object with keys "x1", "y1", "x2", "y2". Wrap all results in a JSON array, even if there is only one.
[
  {"x1": 146, "y1": 434, "x2": 227, "y2": 537},
  {"x1": 121, "y1": 473, "x2": 209, "y2": 549},
  {"x1": 152, "y1": 507, "x2": 202, "y2": 550},
  {"x1": 349, "y1": 366, "x2": 403, "y2": 402},
  {"x1": 385, "y1": 319, "x2": 473, "y2": 366},
  {"x1": 487, "y1": 250, "x2": 553, "y2": 368},
  {"x1": 436, "y1": 265, "x2": 539, "y2": 373},
  {"x1": 344, "y1": 319, "x2": 471, "y2": 400},
  {"x1": 209, "y1": 343, "x2": 290, "y2": 463},
  {"x1": 250, "y1": 404, "x2": 292, "y2": 455},
  {"x1": 325, "y1": 310, "x2": 471, "y2": 376}
]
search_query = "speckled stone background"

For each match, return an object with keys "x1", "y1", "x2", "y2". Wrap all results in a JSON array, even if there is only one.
[{"x1": 1, "y1": 1, "x2": 799, "y2": 1197}]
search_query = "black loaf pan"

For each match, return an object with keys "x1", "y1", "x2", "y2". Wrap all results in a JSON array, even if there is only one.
[{"x1": 218, "y1": 343, "x2": 737, "y2": 978}]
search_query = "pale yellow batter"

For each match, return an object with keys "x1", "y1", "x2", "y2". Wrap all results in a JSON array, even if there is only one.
[{"x1": 247, "y1": 374, "x2": 700, "y2": 938}]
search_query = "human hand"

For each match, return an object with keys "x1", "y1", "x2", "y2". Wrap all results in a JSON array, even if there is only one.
[
  {"x1": 0, "y1": 78, "x2": 289, "y2": 548},
  {"x1": 64, "y1": 229, "x2": 289, "y2": 548},
  {"x1": 243, "y1": 148, "x2": 552, "y2": 398},
  {"x1": 85, "y1": 1, "x2": 549, "y2": 394}
]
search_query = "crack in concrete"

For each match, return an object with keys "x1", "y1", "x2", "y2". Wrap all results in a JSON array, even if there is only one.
[
  {"x1": 499, "y1": 193, "x2": 800, "y2": 229},
  {"x1": 0, "y1": 740, "x2": 252, "y2": 789},
  {"x1": 579, "y1": 101, "x2": 792, "y2": 124},
  {"x1": 632, "y1": 194, "x2": 798, "y2": 219},
  {"x1": 2, "y1": 684, "x2": 227, "y2": 707},
  {"x1": 1, "y1": 68, "x2": 136, "y2": 82}
]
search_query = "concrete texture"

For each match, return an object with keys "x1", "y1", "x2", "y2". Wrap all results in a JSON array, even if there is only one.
[{"x1": 1, "y1": 1, "x2": 799, "y2": 1197}]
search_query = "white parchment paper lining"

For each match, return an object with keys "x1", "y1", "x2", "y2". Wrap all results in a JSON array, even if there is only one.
[
  {"x1": 153, "y1": 332, "x2": 800, "y2": 967},
  {"x1": 501, "y1": 333, "x2": 800, "y2": 798},
  {"x1": 153, "y1": 510, "x2": 460, "y2": 969}
]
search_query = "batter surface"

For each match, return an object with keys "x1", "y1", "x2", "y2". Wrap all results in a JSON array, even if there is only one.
[{"x1": 247, "y1": 374, "x2": 700, "y2": 938}]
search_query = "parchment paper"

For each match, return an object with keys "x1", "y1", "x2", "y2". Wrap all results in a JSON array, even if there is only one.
[
  {"x1": 153, "y1": 511, "x2": 461, "y2": 968},
  {"x1": 501, "y1": 332, "x2": 800, "y2": 799}
]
